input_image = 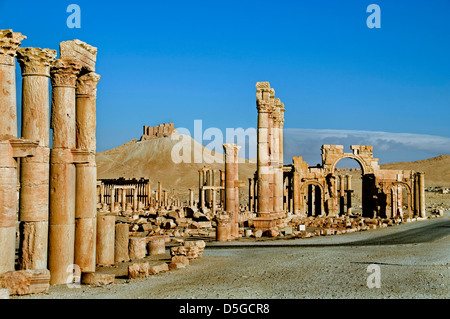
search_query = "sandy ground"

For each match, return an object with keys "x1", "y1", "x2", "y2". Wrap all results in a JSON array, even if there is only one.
[{"x1": 16, "y1": 213, "x2": 450, "y2": 300}]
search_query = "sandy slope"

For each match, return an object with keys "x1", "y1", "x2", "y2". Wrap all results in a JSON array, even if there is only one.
[
  {"x1": 96, "y1": 133, "x2": 256, "y2": 200},
  {"x1": 380, "y1": 155, "x2": 450, "y2": 187}
]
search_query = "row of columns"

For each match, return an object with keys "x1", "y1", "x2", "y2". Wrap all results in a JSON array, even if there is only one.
[
  {"x1": 255, "y1": 82, "x2": 285, "y2": 217},
  {"x1": 0, "y1": 30, "x2": 101, "y2": 284},
  {"x1": 198, "y1": 166, "x2": 225, "y2": 210}
]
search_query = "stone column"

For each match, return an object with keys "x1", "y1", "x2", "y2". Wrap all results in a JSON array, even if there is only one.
[
  {"x1": 189, "y1": 189, "x2": 194, "y2": 207},
  {"x1": 48, "y1": 58, "x2": 81, "y2": 285},
  {"x1": 74, "y1": 72, "x2": 100, "y2": 273},
  {"x1": 0, "y1": 31, "x2": 27, "y2": 273},
  {"x1": 0, "y1": 30, "x2": 26, "y2": 138},
  {"x1": 96, "y1": 214, "x2": 115, "y2": 266},
  {"x1": 15, "y1": 47, "x2": 56, "y2": 270},
  {"x1": 256, "y1": 82, "x2": 274, "y2": 216},
  {"x1": 417, "y1": 172, "x2": 426, "y2": 218},
  {"x1": 273, "y1": 99, "x2": 285, "y2": 214},
  {"x1": 248, "y1": 178, "x2": 254, "y2": 212},
  {"x1": 158, "y1": 182, "x2": 162, "y2": 207},
  {"x1": 223, "y1": 143, "x2": 241, "y2": 239},
  {"x1": 111, "y1": 187, "x2": 116, "y2": 212},
  {"x1": 219, "y1": 170, "x2": 225, "y2": 206}
]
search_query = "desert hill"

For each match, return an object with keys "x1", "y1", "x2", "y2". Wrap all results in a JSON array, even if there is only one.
[
  {"x1": 96, "y1": 132, "x2": 256, "y2": 200},
  {"x1": 380, "y1": 155, "x2": 450, "y2": 187}
]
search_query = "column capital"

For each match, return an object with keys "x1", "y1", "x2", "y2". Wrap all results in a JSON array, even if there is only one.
[
  {"x1": 50, "y1": 59, "x2": 82, "y2": 88},
  {"x1": 0, "y1": 29, "x2": 26, "y2": 66},
  {"x1": 256, "y1": 82, "x2": 275, "y2": 113},
  {"x1": 76, "y1": 72, "x2": 101, "y2": 96},
  {"x1": 222, "y1": 143, "x2": 241, "y2": 159},
  {"x1": 16, "y1": 47, "x2": 57, "y2": 77}
]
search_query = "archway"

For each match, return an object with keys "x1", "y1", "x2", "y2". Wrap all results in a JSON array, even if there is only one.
[
  {"x1": 299, "y1": 181, "x2": 324, "y2": 217},
  {"x1": 333, "y1": 157, "x2": 364, "y2": 216}
]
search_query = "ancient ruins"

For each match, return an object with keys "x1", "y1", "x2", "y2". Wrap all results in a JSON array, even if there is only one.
[{"x1": 0, "y1": 29, "x2": 432, "y2": 297}]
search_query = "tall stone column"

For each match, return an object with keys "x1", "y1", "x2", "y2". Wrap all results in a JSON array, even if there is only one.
[
  {"x1": 256, "y1": 82, "x2": 273, "y2": 216},
  {"x1": 74, "y1": 72, "x2": 100, "y2": 273},
  {"x1": 0, "y1": 30, "x2": 26, "y2": 138},
  {"x1": 272, "y1": 98, "x2": 285, "y2": 215},
  {"x1": 0, "y1": 30, "x2": 27, "y2": 275},
  {"x1": 16, "y1": 47, "x2": 56, "y2": 270},
  {"x1": 248, "y1": 178, "x2": 254, "y2": 212},
  {"x1": 189, "y1": 189, "x2": 194, "y2": 207},
  {"x1": 223, "y1": 143, "x2": 241, "y2": 239},
  {"x1": 417, "y1": 172, "x2": 426, "y2": 218},
  {"x1": 48, "y1": 58, "x2": 81, "y2": 285}
]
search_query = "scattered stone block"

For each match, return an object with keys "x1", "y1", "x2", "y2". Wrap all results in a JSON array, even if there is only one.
[
  {"x1": 0, "y1": 269, "x2": 50, "y2": 295},
  {"x1": 172, "y1": 255, "x2": 189, "y2": 267},
  {"x1": 254, "y1": 229, "x2": 263, "y2": 238},
  {"x1": 149, "y1": 263, "x2": 169, "y2": 275},
  {"x1": 147, "y1": 237, "x2": 166, "y2": 255},
  {"x1": 81, "y1": 272, "x2": 115, "y2": 286},
  {"x1": 168, "y1": 262, "x2": 185, "y2": 270},
  {"x1": 128, "y1": 263, "x2": 149, "y2": 279},
  {"x1": 128, "y1": 237, "x2": 147, "y2": 259}
]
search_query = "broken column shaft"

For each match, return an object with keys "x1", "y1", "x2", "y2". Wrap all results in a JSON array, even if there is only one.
[{"x1": 223, "y1": 143, "x2": 241, "y2": 239}]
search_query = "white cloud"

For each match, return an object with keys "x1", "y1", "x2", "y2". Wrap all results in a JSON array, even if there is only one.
[{"x1": 283, "y1": 128, "x2": 450, "y2": 165}]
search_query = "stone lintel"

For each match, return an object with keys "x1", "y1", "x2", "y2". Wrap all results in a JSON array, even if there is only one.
[
  {"x1": 60, "y1": 40, "x2": 97, "y2": 73},
  {"x1": 9, "y1": 139, "x2": 39, "y2": 158}
]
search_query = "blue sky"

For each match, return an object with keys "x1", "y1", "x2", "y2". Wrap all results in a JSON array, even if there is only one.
[{"x1": 1, "y1": 0, "x2": 449, "y2": 164}]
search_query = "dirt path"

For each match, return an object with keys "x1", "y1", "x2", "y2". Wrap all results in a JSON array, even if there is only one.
[{"x1": 16, "y1": 214, "x2": 450, "y2": 299}]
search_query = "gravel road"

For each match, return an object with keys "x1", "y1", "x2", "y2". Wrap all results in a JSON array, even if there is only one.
[{"x1": 17, "y1": 213, "x2": 450, "y2": 299}]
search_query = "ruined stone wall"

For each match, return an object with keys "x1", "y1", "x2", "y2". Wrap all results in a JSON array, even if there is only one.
[{"x1": 140, "y1": 123, "x2": 175, "y2": 141}]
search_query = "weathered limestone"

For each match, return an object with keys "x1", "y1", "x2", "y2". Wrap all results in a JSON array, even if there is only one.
[
  {"x1": 74, "y1": 72, "x2": 100, "y2": 272},
  {"x1": 223, "y1": 143, "x2": 241, "y2": 239},
  {"x1": 16, "y1": 47, "x2": 56, "y2": 270},
  {"x1": 149, "y1": 263, "x2": 169, "y2": 275},
  {"x1": 96, "y1": 214, "x2": 115, "y2": 266},
  {"x1": 128, "y1": 262, "x2": 149, "y2": 279},
  {"x1": 256, "y1": 82, "x2": 272, "y2": 215},
  {"x1": 129, "y1": 237, "x2": 147, "y2": 260},
  {"x1": 0, "y1": 30, "x2": 26, "y2": 138},
  {"x1": 81, "y1": 272, "x2": 114, "y2": 286},
  {"x1": 0, "y1": 269, "x2": 50, "y2": 295},
  {"x1": 417, "y1": 172, "x2": 426, "y2": 218},
  {"x1": 0, "y1": 31, "x2": 39, "y2": 275},
  {"x1": 48, "y1": 58, "x2": 81, "y2": 285},
  {"x1": 215, "y1": 212, "x2": 231, "y2": 242},
  {"x1": 115, "y1": 223, "x2": 130, "y2": 263},
  {"x1": 147, "y1": 237, "x2": 166, "y2": 255}
]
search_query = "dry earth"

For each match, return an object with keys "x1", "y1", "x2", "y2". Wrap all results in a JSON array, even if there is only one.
[{"x1": 16, "y1": 212, "x2": 450, "y2": 300}]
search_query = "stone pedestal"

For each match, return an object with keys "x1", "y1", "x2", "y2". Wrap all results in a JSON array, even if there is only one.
[
  {"x1": 147, "y1": 237, "x2": 166, "y2": 255},
  {"x1": 115, "y1": 223, "x2": 130, "y2": 263}
]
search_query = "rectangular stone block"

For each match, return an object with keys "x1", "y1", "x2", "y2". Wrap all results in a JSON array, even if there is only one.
[
  {"x1": 81, "y1": 272, "x2": 114, "y2": 286},
  {"x1": 148, "y1": 263, "x2": 169, "y2": 275},
  {"x1": 0, "y1": 288, "x2": 9, "y2": 299},
  {"x1": 171, "y1": 255, "x2": 189, "y2": 267},
  {"x1": 0, "y1": 269, "x2": 50, "y2": 295},
  {"x1": 168, "y1": 262, "x2": 185, "y2": 270},
  {"x1": 59, "y1": 40, "x2": 97, "y2": 72},
  {"x1": 128, "y1": 263, "x2": 149, "y2": 279}
]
